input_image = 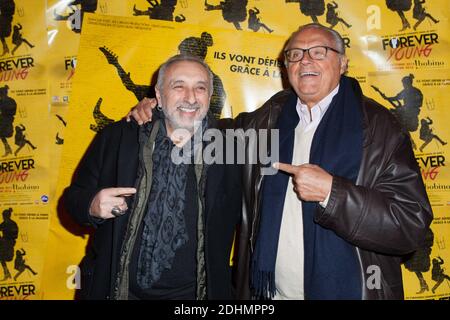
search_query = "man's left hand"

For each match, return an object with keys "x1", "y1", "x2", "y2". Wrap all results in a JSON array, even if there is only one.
[{"x1": 274, "y1": 162, "x2": 332, "y2": 202}]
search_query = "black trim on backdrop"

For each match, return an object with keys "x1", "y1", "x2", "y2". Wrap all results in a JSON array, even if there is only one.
[{"x1": 0, "y1": 300, "x2": 449, "y2": 319}]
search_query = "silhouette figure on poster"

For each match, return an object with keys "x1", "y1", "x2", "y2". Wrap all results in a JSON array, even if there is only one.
[
  {"x1": 285, "y1": 0, "x2": 325, "y2": 24},
  {"x1": 98, "y1": 46, "x2": 155, "y2": 131},
  {"x1": 419, "y1": 117, "x2": 447, "y2": 152},
  {"x1": 55, "y1": 114, "x2": 67, "y2": 145},
  {"x1": 0, "y1": 208, "x2": 18, "y2": 281},
  {"x1": 174, "y1": 14, "x2": 186, "y2": 22},
  {"x1": 372, "y1": 74, "x2": 423, "y2": 148},
  {"x1": 0, "y1": 85, "x2": 17, "y2": 157},
  {"x1": 133, "y1": 0, "x2": 185, "y2": 22},
  {"x1": 431, "y1": 257, "x2": 450, "y2": 293},
  {"x1": 403, "y1": 228, "x2": 434, "y2": 294},
  {"x1": 56, "y1": 133, "x2": 64, "y2": 145},
  {"x1": 100, "y1": 32, "x2": 227, "y2": 119},
  {"x1": 11, "y1": 24, "x2": 34, "y2": 56},
  {"x1": 386, "y1": 74, "x2": 423, "y2": 132},
  {"x1": 204, "y1": 0, "x2": 248, "y2": 30},
  {"x1": 99, "y1": 46, "x2": 155, "y2": 102},
  {"x1": 14, "y1": 124, "x2": 36, "y2": 156},
  {"x1": 326, "y1": 1, "x2": 351, "y2": 29},
  {"x1": 386, "y1": 0, "x2": 412, "y2": 31},
  {"x1": 178, "y1": 32, "x2": 226, "y2": 119},
  {"x1": 13, "y1": 248, "x2": 37, "y2": 281},
  {"x1": 54, "y1": 0, "x2": 98, "y2": 34},
  {"x1": 247, "y1": 7, "x2": 273, "y2": 33},
  {"x1": 0, "y1": 0, "x2": 15, "y2": 56},
  {"x1": 56, "y1": 114, "x2": 67, "y2": 127},
  {"x1": 90, "y1": 98, "x2": 114, "y2": 133},
  {"x1": 412, "y1": 0, "x2": 439, "y2": 30}
]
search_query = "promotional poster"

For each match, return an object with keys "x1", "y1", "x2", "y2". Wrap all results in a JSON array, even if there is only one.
[
  {"x1": 43, "y1": 1, "x2": 450, "y2": 301},
  {"x1": 368, "y1": 69, "x2": 450, "y2": 299},
  {"x1": 0, "y1": 0, "x2": 448, "y2": 300},
  {"x1": 41, "y1": 13, "x2": 286, "y2": 299},
  {"x1": 361, "y1": 0, "x2": 449, "y2": 299},
  {"x1": 0, "y1": 0, "x2": 49, "y2": 300},
  {"x1": 46, "y1": 0, "x2": 127, "y2": 107}
]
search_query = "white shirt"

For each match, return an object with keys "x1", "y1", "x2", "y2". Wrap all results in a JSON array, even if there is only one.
[{"x1": 273, "y1": 85, "x2": 339, "y2": 300}]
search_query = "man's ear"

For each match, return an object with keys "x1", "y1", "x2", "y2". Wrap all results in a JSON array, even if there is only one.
[
  {"x1": 340, "y1": 55, "x2": 349, "y2": 75},
  {"x1": 155, "y1": 87, "x2": 162, "y2": 105}
]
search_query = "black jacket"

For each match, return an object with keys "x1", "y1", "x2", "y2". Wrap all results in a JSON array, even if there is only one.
[
  {"x1": 64, "y1": 119, "x2": 242, "y2": 299},
  {"x1": 226, "y1": 77, "x2": 433, "y2": 299}
]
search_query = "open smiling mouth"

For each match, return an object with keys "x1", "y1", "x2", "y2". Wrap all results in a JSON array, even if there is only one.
[
  {"x1": 178, "y1": 106, "x2": 199, "y2": 113},
  {"x1": 300, "y1": 72, "x2": 320, "y2": 77}
]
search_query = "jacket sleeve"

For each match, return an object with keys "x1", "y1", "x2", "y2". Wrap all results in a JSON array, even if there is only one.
[
  {"x1": 315, "y1": 133, "x2": 433, "y2": 255},
  {"x1": 63, "y1": 129, "x2": 110, "y2": 228}
]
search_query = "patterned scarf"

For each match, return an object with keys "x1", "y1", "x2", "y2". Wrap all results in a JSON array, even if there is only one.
[{"x1": 137, "y1": 121, "x2": 198, "y2": 289}]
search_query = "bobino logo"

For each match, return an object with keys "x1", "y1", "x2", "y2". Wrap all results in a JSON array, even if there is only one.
[{"x1": 41, "y1": 195, "x2": 49, "y2": 203}]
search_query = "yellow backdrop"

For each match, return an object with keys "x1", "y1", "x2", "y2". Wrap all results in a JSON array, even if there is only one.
[{"x1": 0, "y1": 0, "x2": 448, "y2": 300}]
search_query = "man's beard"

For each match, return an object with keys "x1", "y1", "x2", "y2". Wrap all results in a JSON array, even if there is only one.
[{"x1": 162, "y1": 101, "x2": 207, "y2": 132}]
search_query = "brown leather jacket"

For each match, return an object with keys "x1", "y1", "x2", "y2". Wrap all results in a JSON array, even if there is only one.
[{"x1": 226, "y1": 78, "x2": 433, "y2": 300}]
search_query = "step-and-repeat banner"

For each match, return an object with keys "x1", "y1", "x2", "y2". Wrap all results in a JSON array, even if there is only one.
[
  {"x1": 0, "y1": 0, "x2": 50, "y2": 299},
  {"x1": 0, "y1": 0, "x2": 448, "y2": 300}
]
